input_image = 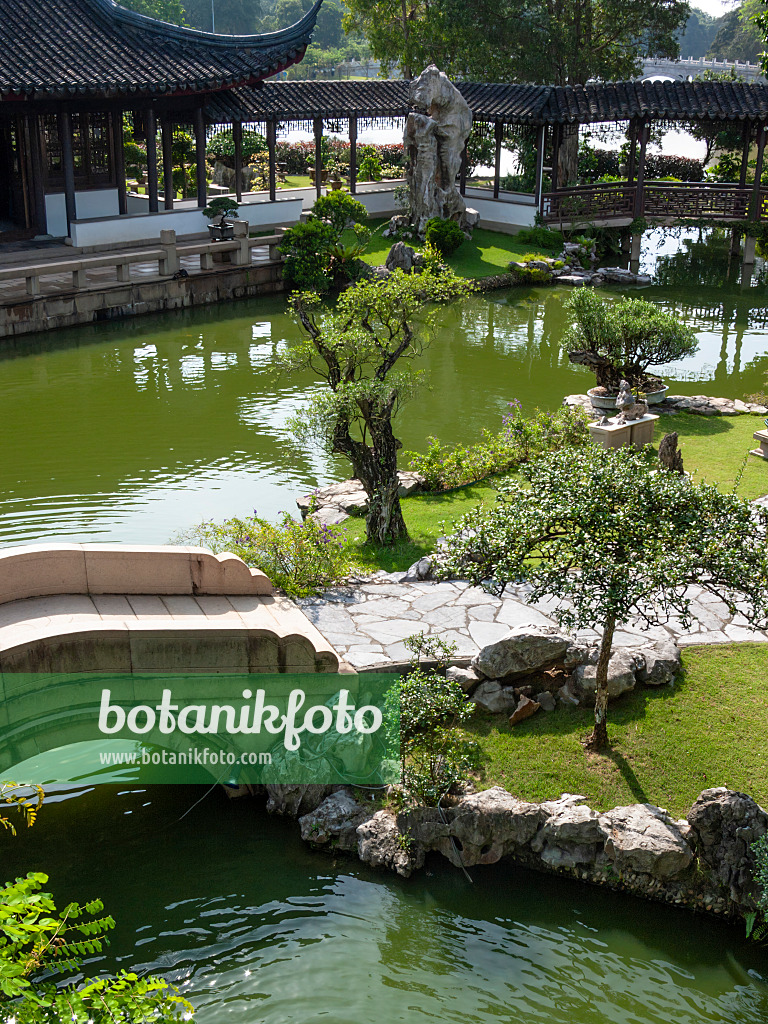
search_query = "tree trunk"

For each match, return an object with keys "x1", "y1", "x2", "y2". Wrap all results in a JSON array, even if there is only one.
[
  {"x1": 586, "y1": 615, "x2": 616, "y2": 752},
  {"x1": 558, "y1": 124, "x2": 579, "y2": 188}
]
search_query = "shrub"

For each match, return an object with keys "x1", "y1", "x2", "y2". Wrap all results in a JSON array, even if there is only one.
[
  {"x1": 515, "y1": 226, "x2": 564, "y2": 251},
  {"x1": 207, "y1": 127, "x2": 266, "y2": 165},
  {"x1": 278, "y1": 219, "x2": 338, "y2": 291},
  {"x1": 425, "y1": 217, "x2": 464, "y2": 256},
  {"x1": 311, "y1": 189, "x2": 367, "y2": 235},
  {"x1": 177, "y1": 510, "x2": 361, "y2": 598},
  {"x1": 359, "y1": 146, "x2": 382, "y2": 182},
  {"x1": 405, "y1": 403, "x2": 590, "y2": 491}
]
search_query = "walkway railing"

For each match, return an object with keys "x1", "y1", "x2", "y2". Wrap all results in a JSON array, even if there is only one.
[
  {"x1": 0, "y1": 227, "x2": 286, "y2": 300},
  {"x1": 542, "y1": 180, "x2": 761, "y2": 224}
]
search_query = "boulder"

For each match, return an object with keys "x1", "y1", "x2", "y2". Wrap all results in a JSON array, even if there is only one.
[
  {"x1": 471, "y1": 625, "x2": 571, "y2": 681},
  {"x1": 299, "y1": 790, "x2": 370, "y2": 852},
  {"x1": 297, "y1": 479, "x2": 369, "y2": 518},
  {"x1": 410, "y1": 787, "x2": 545, "y2": 867},
  {"x1": 687, "y1": 787, "x2": 768, "y2": 907},
  {"x1": 471, "y1": 679, "x2": 518, "y2": 713},
  {"x1": 386, "y1": 241, "x2": 417, "y2": 273},
  {"x1": 535, "y1": 690, "x2": 557, "y2": 711},
  {"x1": 397, "y1": 471, "x2": 425, "y2": 497},
  {"x1": 266, "y1": 784, "x2": 338, "y2": 817},
  {"x1": 402, "y1": 555, "x2": 434, "y2": 582},
  {"x1": 571, "y1": 648, "x2": 643, "y2": 702},
  {"x1": 600, "y1": 804, "x2": 694, "y2": 879},
  {"x1": 446, "y1": 665, "x2": 482, "y2": 693},
  {"x1": 564, "y1": 641, "x2": 597, "y2": 669},
  {"x1": 531, "y1": 801, "x2": 606, "y2": 868},
  {"x1": 509, "y1": 695, "x2": 541, "y2": 725},
  {"x1": 636, "y1": 640, "x2": 681, "y2": 686},
  {"x1": 357, "y1": 810, "x2": 423, "y2": 877}
]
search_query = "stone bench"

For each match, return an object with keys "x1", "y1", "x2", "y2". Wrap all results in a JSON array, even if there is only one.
[{"x1": 751, "y1": 428, "x2": 768, "y2": 460}]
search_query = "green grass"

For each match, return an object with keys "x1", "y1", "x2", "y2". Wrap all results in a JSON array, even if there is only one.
[
  {"x1": 359, "y1": 219, "x2": 554, "y2": 278},
  {"x1": 464, "y1": 643, "x2": 768, "y2": 817}
]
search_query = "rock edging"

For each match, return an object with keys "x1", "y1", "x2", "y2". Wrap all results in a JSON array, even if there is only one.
[
  {"x1": 565, "y1": 392, "x2": 768, "y2": 418},
  {"x1": 281, "y1": 784, "x2": 767, "y2": 919}
]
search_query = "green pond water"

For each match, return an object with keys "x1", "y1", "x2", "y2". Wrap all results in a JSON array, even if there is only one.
[
  {"x1": 3, "y1": 785, "x2": 768, "y2": 1024},
  {"x1": 1, "y1": 230, "x2": 768, "y2": 546}
]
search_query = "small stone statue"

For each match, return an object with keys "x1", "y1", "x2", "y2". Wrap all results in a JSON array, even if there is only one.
[
  {"x1": 658, "y1": 432, "x2": 685, "y2": 475},
  {"x1": 614, "y1": 380, "x2": 635, "y2": 423}
]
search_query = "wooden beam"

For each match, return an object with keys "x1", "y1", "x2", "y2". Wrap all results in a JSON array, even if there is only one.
[
  {"x1": 111, "y1": 110, "x2": 127, "y2": 215},
  {"x1": 459, "y1": 144, "x2": 468, "y2": 195},
  {"x1": 750, "y1": 124, "x2": 767, "y2": 220},
  {"x1": 626, "y1": 119, "x2": 637, "y2": 185},
  {"x1": 314, "y1": 116, "x2": 323, "y2": 200},
  {"x1": 266, "y1": 119, "x2": 276, "y2": 202},
  {"x1": 534, "y1": 124, "x2": 546, "y2": 214},
  {"x1": 27, "y1": 114, "x2": 47, "y2": 234},
  {"x1": 162, "y1": 118, "x2": 174, "y2": 210},
  {"x1": 633, "y1": 120, "x2": 650, "y2": 218},
  {"x1": 233, "y1": 119, "x2": 243, "y2": 202},
  {"x1": 493, "y1": 121, "x2": 503, "y2": 199},
  {"x1": 146, "y1": 107, "x2": 159, "y2": 213},
  {"x1": 739, "y1": 121, "x2": 751, "y2": 188},
  {"x1": 349, "y1": 116, "x2": 357, "y2": 194},
  {"x1": 194, "y1": 106, "x2": 207, "y2": 209},
  {"x1": 57, "y1": 110, "x2": 77, "y2": 233},
  {"x1": 551, "y1": 123, "x2": 562, "y2": 191}
]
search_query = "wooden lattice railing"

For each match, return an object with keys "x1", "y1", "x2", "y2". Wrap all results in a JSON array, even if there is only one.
[
  {"x1": 542, "y1": 181, "x2": 764, "y2": 224},
  {"x1": 542, "y1": 183, "x2": 635, "y2": 223}
]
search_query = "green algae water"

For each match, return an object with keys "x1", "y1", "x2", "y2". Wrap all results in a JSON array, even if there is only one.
[
  {"x1": 3, "y1": 785, "x2": 768, "y2": 1024},
  {"x1": 1, "y1": 229, "x2": 768, "y2": 546}
]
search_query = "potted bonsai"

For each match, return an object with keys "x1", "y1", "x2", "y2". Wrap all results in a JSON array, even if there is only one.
[
  {"x1": 565, "y1": 290, "x2": 698, "y2": 410},
  {"x1": 327, "y1": 159, "x2": 344, "y2": 191},
  {"x1": 203, "y1": 196, "x2": 239, "y2": 240}
]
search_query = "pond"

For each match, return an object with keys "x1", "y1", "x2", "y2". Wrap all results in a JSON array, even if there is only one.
[
  {"x1": 1, "y1": 229, "x2": 767, "y2": 547},
  {"x1": 3, "y1": 785, "x2": 768, "y2": 1024}
]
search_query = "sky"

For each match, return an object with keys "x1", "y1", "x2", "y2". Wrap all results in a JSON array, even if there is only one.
[{"x1": 691, "y1": 0, "x2": 735, "y2": 16}]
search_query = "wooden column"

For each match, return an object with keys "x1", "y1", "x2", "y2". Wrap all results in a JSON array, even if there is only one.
[
  {"x1": 633, "y1": 120, "x2": 650, "y2": 218},
  {"x1": 534, "y1": 124, "x2": 546, "y2": 215},
  {"x1": 162, "y1": 118, "x2": 174, "y2": 210},
  {"x1": 266, "y1": 119, "x2": 276, "y2": 202},
  {"x1": 111, "y1": 110, "x2": 127, "y2": 215},
  {"x1": 749, "y1": 124, "x2": 767, "y2": 221},
  {"x1": 732, "y1": 122, "x2": 752, "y2": 255},
  {"x1": 146, "y1": 107, "x2": 159, "y2": 213},
  {"x1": 349, "y1": 116, "x2": 357, "y2": 194},
  {"x1": 313, "y1": 116, "x2": 323, "y2": 200},
  {"x1": 26, "y1": 114, "x2": 47, "y2": 234},
  {"x1": 233, "y1": 120, "x2": 243, "y2": 201},
  {"x1": 459, "y1": 143, "x2": 468, "y2": 195},
  {"x1": 626, "y1": 119, "x2": 637, "y2": 185},
  {"x1": 57, "y1": 111, "x2": 77, "y2": 233},
  {"x1": 551, "y1": 123, "x2": 562, "y2": 191},
  {"x1": 493, "y1": 121, "x2": 503, "y2": 198},
  {"x1": 194, "y1": 106, "x2": 207, "y2": 209}
]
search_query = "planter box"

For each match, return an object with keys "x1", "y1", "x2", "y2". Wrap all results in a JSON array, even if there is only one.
[{"x1": 588, "y1": 385, "x2": 669, "y2": 411}]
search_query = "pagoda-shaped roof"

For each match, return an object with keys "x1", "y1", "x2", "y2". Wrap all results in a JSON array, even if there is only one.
[{"x1": 0, "y1": 0, "x2": 322, "y2": 100}]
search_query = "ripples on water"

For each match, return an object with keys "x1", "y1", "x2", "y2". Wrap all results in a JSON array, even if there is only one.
[{"x1": 3, "y1": 785, "x2": 768, "y2": 1024}]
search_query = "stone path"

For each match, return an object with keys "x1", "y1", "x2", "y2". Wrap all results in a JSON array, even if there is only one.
[{"x1": 297, "y1": 574, "x2": 768, "y2": 670}]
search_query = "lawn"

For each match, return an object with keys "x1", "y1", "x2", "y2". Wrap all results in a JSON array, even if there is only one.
[
  {"x1": 463, "y1": 643, "x2": 768, "y2": 818},
  {"x1": 358, "y1": 219, "x2": 555, "y2": 278},
  {"x1": 340, "y1": 410, "x2": 768, "y2": 571}
]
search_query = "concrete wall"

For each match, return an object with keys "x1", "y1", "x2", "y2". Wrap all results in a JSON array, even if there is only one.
[
  {"x1": 45, "y1": 189, "x2": 121, "y2": 237},
  {"x1": 465, "y1": 189, "x2": 538, "y2": 233}
]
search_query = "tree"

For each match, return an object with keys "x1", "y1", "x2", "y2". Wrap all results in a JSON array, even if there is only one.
[
  {"x1": 564, "y1": 290, "x2": 699, "y2": 392},
  {"x1": 708, "y1": 1, "x2": 764, "y2": 63},
  {"x1": 0, "y1": 783, "x2": 194, "y2": 1023},
  {"x1": 116, "y1": 0, "x2": 186, "y2": 24},
  {"x1": 435, "y1": 444, "x2": 768, "y2": 751},
  {"x1": 282, "y1": 265, "x2": 472, "y2": 546}
]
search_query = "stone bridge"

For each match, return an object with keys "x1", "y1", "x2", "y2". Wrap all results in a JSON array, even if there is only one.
[{"x1": 639, "y1": 56, "x2": 766, "y2": 82}]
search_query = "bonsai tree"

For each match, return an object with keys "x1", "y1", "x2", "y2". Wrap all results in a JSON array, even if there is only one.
[
  {"x1": 202, "y1": 196, "x2": 240, "y2": 224},
  {"x1": 435, "y1": 444, "x2": 768, "y2": 751},
  {"x1": 282, "y1": 267, "x2": 472, "y2": 545},
  {"x1": 565, "y1": 290, "x2": 699, "y2": 392}
]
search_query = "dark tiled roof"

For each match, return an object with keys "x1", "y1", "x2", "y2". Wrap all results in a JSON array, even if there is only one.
[
  {"x1": 213, "y1": 77, "x2": 768, "y2": 126},
  {"x1": 0, "y1": 0, "x2": 323, "y2": 99}
]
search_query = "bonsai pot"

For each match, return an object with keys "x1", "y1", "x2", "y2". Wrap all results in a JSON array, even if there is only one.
[
  {"x1": 208, "y1": 222, "x2": 235, "y2": 241},
  {"x1": 587, "y1": 385, "x2": 669, "y2": 411}
]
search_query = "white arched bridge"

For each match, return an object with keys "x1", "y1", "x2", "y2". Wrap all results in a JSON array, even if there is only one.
[{"x1": 640, "y1": 56, "x2": 766, "y2": 83}]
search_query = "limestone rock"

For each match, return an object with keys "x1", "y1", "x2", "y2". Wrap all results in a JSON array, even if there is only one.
[
  {"x1": 410, "y1": 787, "x2": 545, "y2": 867},
  {"x1": 535, "y1": 690, "x2": 556, "y2": 711},
  {"x1": 357, "y1": 810, "x2": 423, "y2": 877},
  {"x1": 658, "y1": 432, "x2": 685, "y2": 475},
  {"x1": 471, "y1": 679, "x2": 518, "y2": 713},
  {"x1": 509, "y1": 694, "x2": 540, "y2": 725},
  {"x1": 404, "y1": 66, "x2": 473, "y2": 236},
  {"x1": 600, "y1": 804, "x2": 694, "y2": 879},
  {"x1": 471, "y1": 625, "x2": 571, "y2": 681},
  {"x1": 397, "y1": 471, "x2": 425, "y2": 497},
  {"x1": 571, "y1": 648, "x2": 643, "y2": 702},
  {"x1": 385, "y1": 241, "x2": 417, "y2": 273},
  {"x1": 636, "y1": 640, "x2": 681, "y2": 686},
  {"x1": 687, "y1": 787, "x2": 768, "y2": 907},
  {"x1": 564, "y1": 641, "x2": 596, "y2": 669},
  {"x1": 266, "y1": 784, "x2": 337, "y2": 817},
  {"x1": 297, "y1": 479, "x2": 368, "y2": 518},
  {"x1": 402, "y1": 555, "x2": 434, "y2": 582},
  {"x1": 532, "y1": 802, "x2": 607, "y2": 868},
  {"x1": 446, "y1": 664, "x2": 482, "y2": 693},
  {"x1": 299, "y1": 790, "x2": 369, "y2": 852}
]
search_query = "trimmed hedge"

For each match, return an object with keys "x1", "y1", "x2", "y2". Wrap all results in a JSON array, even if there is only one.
[{"x1": 579, "y1": 148, "x2": 704, "y2": 183}]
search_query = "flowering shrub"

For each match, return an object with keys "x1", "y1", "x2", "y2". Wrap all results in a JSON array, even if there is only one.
[
  {"x1": 274, "y1": 140, "x2": 406, "y2": 176},
  {"x1": 406, "y1": 403, "x2": 590, "y2": 491},
  {"x1": 178, "y1": 511, "x2": 361, "y2": 597}
]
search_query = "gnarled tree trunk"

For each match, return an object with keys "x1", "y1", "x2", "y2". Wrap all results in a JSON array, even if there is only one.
[{"x1": 586, "y1": 614, "x2": 615, "y2": 751}]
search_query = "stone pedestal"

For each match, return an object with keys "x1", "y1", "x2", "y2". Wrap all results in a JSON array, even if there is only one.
[
  {"x1": 588, "y1": 414, "x2": 658, "y2": 452},
  {"x1": 750, "y1": 429, "x2": 768, "y2": 460}
]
